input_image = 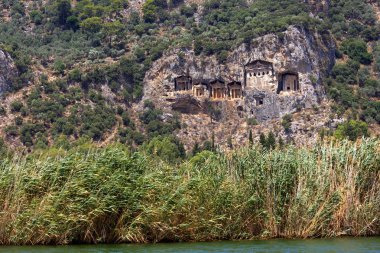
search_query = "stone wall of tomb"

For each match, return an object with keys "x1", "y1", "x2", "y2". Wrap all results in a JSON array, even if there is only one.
[{"x1": 245, "y1": 70, "x2": 276, "y2": 91}]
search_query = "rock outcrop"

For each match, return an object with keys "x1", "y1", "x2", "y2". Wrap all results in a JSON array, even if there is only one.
[
  {"x1": 141, "y1": 26, "x2": 336, "y2": 150},
  {"x1": 0, "y1": 50, "x2": 17, "y2": 94},
  {"x1": 143, "y1": 26, "x2": 335, "y2": 120}
]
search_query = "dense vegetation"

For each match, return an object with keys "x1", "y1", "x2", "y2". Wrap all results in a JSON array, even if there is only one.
[
  {"x1": 0, "y1": 0, "x2": 379, "y2": 148},
  {"x1": 325, "y1": 0, "x2": 380, "y2": 125},
  {"x1": 0, "y1": 138, "x2": 378, "y2": 245}
]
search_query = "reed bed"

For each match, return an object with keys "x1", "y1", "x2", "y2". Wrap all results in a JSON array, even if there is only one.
[{"x1": 0, "y1": 139, "x2": 378, "y2": 245}]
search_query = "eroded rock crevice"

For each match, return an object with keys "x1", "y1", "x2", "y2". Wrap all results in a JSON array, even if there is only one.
[{"x1": 0, "y1": 50, "x2": 18, "y2": 95}]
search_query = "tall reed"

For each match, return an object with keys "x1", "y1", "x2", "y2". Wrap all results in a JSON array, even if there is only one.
[{"x1": 0, "y1": 139, "x2": 378, "y2": 245}]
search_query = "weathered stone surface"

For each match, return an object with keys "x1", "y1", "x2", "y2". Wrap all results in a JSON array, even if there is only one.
[
  {"x1": 0, "y1": 50, "x2": 17, "y2": 94},
  {"x1": 141, "y1": 26, "x2": 336, "y2": 150},
  {"x1": 171, "y1": 94, "x2": 204, "y2": 114},
  {"x1": 143, "y1": 26, "x2": 335, "y2": 120}
]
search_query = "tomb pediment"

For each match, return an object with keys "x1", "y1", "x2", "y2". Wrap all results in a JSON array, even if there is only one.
[
  {"x1": 209, "y1": 79, "x2": 225, "y2": 85},
  {"x1": 175, "y1": 75, "x2": 191, "y2": 80},
  {"x1": 227, "y1": 81, "x2": 242, "y2": 86},
  {"x1": 245, "y1": 60, "x2": 273, "y2": 70}
]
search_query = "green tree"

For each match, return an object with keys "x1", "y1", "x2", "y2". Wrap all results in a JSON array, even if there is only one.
[
  {"x1": 30, "y1": 10, "x2": 43, "y2": 25},
  {"x1": 10, "y1": 101, "x2": 24, "y2": 112},
  {"x1": 102, "y1": 21, "x2": 124, "y2": 45},
  {"x1": 281, "y1": 114, "x2": 293, "y2": 133},
  {"x1": 259, "y1": 133, "x2": 266, "y2": 148},
  {"x1": 191, "y1": 142, "x2": 201, "y2": 156},
  {"x1": 278, "y1": 136, "x2": 284, "y2": 149},
  {"x1": 267, "y1": 131, "x2": 276, "y2": 150},
  {"x1": 211, "y1": 132, "x2": 215, "y2": 151},
  {"x1": 142, "y1": 0, "x2": 158, "y2": 23},
  {"x1": 80, "y1": 17, "x2": 103, "y2": 34},
  {"x1": 121, "y1": 112, "x2": 132, "y2": 127},
  {"x1": 144, "y1": 135, "x2": 185, "y2": 163},
  {"x1": 341, "y1": 39, "x2": 372, "y2": 65},
  {"x1": 54, "y1": 59, "x2": 66, "y2": 75},
  {"x1": 0, "y1": 138, "x2": 8, "y2": 157},
  {"x1": 334, "y1": 120, "x2": 369, "y2": 141},
  {"x1": 68, "y1": 68, "x2": 82, "y2": 82},
  {"x1": 66, "y1": 15, "x2": 80, "y2": 30},
  {"x1": 51, "y1": 0, "x2": 72, "y2": 27}
]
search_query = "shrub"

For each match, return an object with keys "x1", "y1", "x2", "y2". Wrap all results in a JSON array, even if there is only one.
[
  {"x1": 20, "y1": 123, "x2": 45, "y2": 146},
  {"x1": 259, "y1": 131, "x2": 276, "y2": 150},
  {"x1": 54, "y1": 59, "x2": 66, "y2": 74},
  {"x1": 0, "y1": 138, "x2": 8, "y2": 157},
  {"x1": 4, "y1": 126, "x2": 18, "y2": 137},
  {"x1": 80, "y1": 17, "x2": 103, "y2": 34},
  {"x1": 144, "y1": 135, "x2": 185, "y2": 163},
  {"x1": 68, "y1": 68, "x2": 82, "y2": 82},
  {"x1": 30, "y1": 10, "x2": 43, "y2": 25},
  {"x1": 247, "y1": 118, "x2": 258, "y2": 126},
  {"x1": 281, "y1": 114, "x2": 292, "y2": 133},
  {"x1": 180, "y1": 4, "x2": 197, "y2": 18},
  {"x1": 10, "y1": 101, "x2": 24, "y2": 113},
  {"x1": 121, "y1": 112, "x2": 132, "y2": 127},
  {"x1": 332, "y1": 61, "x2": 360, "y2": 85},
  {"x1": 14, "y1": 117, "x2": 23, "y2": 126},
  {"x1": 0, "y1": 106, "x2": 6, "y2": 116},
  {"x1": 341, "y1": 39, "x2": 372, "y2": 65},
  {"x1": 334, "y1": 120, "x2": 369, "y2": 141},
  {"x1": 143, "y1": 0, "x2": 159, "y2": 23}
]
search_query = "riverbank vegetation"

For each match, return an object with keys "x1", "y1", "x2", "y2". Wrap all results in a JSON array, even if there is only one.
[{"x1": 0, "y1": 138, "x2": 378, "y2": 245}]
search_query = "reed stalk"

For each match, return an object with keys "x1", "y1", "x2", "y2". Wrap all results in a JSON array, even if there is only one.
[{"x1": 0, "y1": 139, "x2": 378, "y2": 245}]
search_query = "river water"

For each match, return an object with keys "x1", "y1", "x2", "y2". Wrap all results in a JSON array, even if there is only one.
[{"x1": 0, "y1": 237, "x2": 379, "y2": 253}]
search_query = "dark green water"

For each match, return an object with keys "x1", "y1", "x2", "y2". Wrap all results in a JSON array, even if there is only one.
[{"x1": 1, "y1": 237, "x2": 379, "y2": 253}]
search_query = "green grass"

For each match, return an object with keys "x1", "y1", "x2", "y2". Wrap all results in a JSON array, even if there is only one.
[{"x1": 0, "y1": 139, "x2": 379, "y2": 245}]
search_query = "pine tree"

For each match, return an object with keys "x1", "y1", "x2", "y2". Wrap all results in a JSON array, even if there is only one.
[
  {"x1": 249, "y1": 129, "x2": 253, "y2": 146},
  {"x1": 267, "y1": 131, "x2": 276, "y2": 150},
  {"x1": 259, "y1": 132, "x2": 266, "y2": 148},
  {"x1": 192, "y1": 142, "x2": 200, "y2": 156},
  {"x1": 211, "y1": 132, "x2": 215, "y2": 151},
  {"x1": 278, "y1": 136, "x2": 284, "y2": 149}
]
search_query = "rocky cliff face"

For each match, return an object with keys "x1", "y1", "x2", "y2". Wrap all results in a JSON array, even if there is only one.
[
  {"x1": 141, "y1": 26, "x2": 336, "y2": 150},
  {"x1": 143, "y1": 26, "x2": 335, "y2": 119},
  {"x1": 0, "y1": 50, "x2": 17, "y2": 94}
]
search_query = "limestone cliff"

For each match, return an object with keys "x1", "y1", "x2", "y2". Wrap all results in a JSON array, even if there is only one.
[
  {"x1": 143, "y1": 26, "x2": 335, "y2": 120},
  {"x1": 141, "y1": 26, "x2": 336, "y2": 150},
  {"x1": 0, "y1": 50, "x2": 17, "y2": 94}
]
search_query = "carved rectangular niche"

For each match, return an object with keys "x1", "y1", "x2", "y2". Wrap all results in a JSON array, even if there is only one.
[{"x1": 277, "y1": 72, "x2": 300, "y2": 93}]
